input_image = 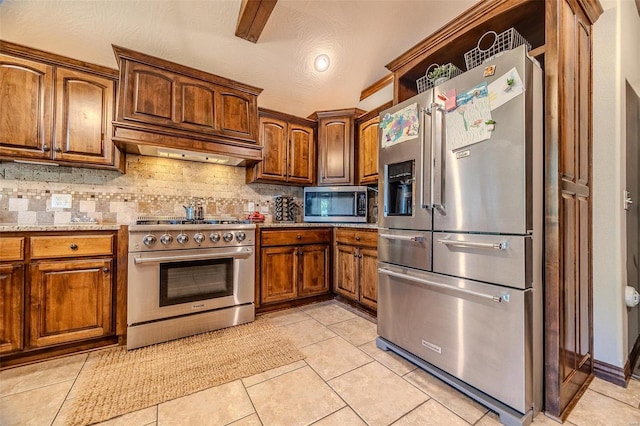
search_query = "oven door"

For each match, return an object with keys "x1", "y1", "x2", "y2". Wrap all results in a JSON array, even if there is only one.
[{"x1": 127, "y1": 246, "x2": 254, "y2": 325}]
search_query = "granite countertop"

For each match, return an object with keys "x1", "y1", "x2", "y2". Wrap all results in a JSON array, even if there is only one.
[
  {"x1": 0, "y1": 224, "x2": 122, "y2": 232},
  {"x1": 258, "y1": 222, "x2": 378, "y2": 229}
]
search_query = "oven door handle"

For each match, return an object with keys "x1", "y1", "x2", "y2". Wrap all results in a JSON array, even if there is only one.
[
  {"x1": 133, "y1": 248, "x2": 253, "y2": 264},
  {"x1": 378, "y1": 267, "x2": 506, "y2": 303}
]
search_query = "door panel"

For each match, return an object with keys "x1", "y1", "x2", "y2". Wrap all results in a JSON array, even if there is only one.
[
  {"x1": 298, "y1": 244, "x2": 329, "y2": 297},
  {"x1": 0, "y1": 263, "x2": 24, "y2": 353},
  {"x1": 288, "y1": 124, "x2": 314, "y2": 184},
  {"x1": 335, "y1": 244, "x2": 358, "y2": 299},
  {"x1": 260, "y1": 246, "x2": 297, "y2": 303},
  {"x1": 0, "y1": 54, "x2": 53, "y2": 158},
  {"x1": 258, "y1": 117, "x2": 287, "y2": 181},
  {"x1": 359, "y1": 247, "x2": 378, "y2": 310}
]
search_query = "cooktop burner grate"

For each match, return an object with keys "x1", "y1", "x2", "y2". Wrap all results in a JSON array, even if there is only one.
[{"x1": 135, "y1": 216, "x2": 250, "y2": 225}]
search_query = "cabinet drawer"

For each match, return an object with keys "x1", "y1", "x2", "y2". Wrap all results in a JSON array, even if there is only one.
[
  {"x1": 335, "y1": 229, "x2": 377, "y2": 247},
  {"x1": 261, "y1": 228, "x2": 331, "y2": 246},
  {"x1": 0, "y1": 237, "x2": 25, "y2": 261},
  {"x1": 30, "y1": 235, "x2": 114, "y2": 259}
]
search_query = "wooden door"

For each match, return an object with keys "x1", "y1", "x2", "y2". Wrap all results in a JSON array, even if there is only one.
[
  {"x1": 218, "y1": 87, "x2": 258, "y2": 142},
  {"x1": 121, "y1": 60, "x2": 176, "y2": 127},
  {"x1": 54, "y1": 67, "x2": 115, "y2": 166},
  {"x1": 318, "y1": 116, "x2": 353, "y2": 185},
  {"x1": 176, "y1": 75, "x2": 217, "y2": 133},
  {"x1": 29, "y1": 259, "x2": 113, "y2": 348},
  {"x1": 0, "y1": 54, "x2": 53, "y2": 159},
  {"x1": 0, "y1": 263, "x2": 24, "y2": 354},
  {"x1": 298, "y1": 244, "x2": 329, "y2": 297},
  {"x1": 287, "y1": 123, "x2": 315, "y2": 185},
  {"x1": 260, "y1": 246, "x2": 297, "y2": 303},
  {"x1": 358, "y1": 116, "x2": 380, "y2": 185},
  {"x1": 359, "y1": 247, "x2": 378, "y2": 310},
  {"x1": 335, "y1": 244, "x2": 358, "y2": 300},
  {"x1": 256, "y1": 116, "x2": 287, "y2": 182},
  {"x1": 545, "y1": 0, "x2": 600, "y2": 418}
]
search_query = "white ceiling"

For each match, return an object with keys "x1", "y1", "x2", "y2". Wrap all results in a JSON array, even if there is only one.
[{"x1": 0, "y1": 0, "x2": 478, "y2": 118}]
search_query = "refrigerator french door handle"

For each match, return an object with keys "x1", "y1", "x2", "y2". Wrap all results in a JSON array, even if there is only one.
[
  {"x1": 437, "y1": 239, "x2": 509, "y2": 251},
  {"x1": 420, "y1": 107, "x2": 431, "y2": 209},
  {"x1": 431, "y1": 103, "x2": 446, "y2": 213},
  {"x1": 378, "y1": 267, "x2": 507, "y2": 303},
  {"x1": 379, "y1": 233, "x2": 424, "y2": 242}
]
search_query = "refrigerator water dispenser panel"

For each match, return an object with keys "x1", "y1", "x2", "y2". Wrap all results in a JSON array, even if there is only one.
[{"x1": 386, "y1": 160, "x2": 414, "y2": 216}]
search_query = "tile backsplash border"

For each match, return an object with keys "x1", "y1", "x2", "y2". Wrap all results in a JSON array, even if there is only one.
[{"x1": 0, "y1": 155, "x2": 304, "y2": 225}]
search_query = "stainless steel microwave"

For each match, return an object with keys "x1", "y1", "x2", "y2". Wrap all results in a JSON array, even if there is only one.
[{"x1": 303, "y1": 186, "x2": 368, "y2": 223}]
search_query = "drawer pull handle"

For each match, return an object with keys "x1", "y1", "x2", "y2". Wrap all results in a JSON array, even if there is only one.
[{"x1": 70, "y1": 243, "x2": 78, "y2": 250}]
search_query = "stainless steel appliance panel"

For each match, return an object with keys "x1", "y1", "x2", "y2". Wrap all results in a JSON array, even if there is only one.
[
  {"x1": 433, "y1": 46, "x2": 542, "y2": 234},
  {"x1": 378, "y1": 228, "x2": 432, "y2": 271},
  {"x1": 377, "y1": 263, "x2": 532, "y2": 413},
  {"x1": 128, "y1": 246, "x2": 254, "y2": 324},
  {"x1": 433, "y1": 232, "x2": 531, "y2": 289},
  {"x1": 379, "y1": 90, "x2": 433, "y2": 231}
]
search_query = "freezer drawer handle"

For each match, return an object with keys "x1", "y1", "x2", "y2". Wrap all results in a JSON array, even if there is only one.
[
  {"x1": 378, "y1": 267, "x2": 506, "y2": 303},
  {"x1": 379, "y1": 233, "x2": 424, "y2": 242},
  {"x1": 437, "y1": 239, "x2": 508, "y2": 251}
]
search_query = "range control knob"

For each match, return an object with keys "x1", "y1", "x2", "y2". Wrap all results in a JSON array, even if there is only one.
[
  {"x1": 160, "y1": 233, "x2": 173, "y2": 245},
  {"x1": 176, "y1": 233, "x2": 189, "y2": 245},
  {"x1": 193, "y1": 232, "x2": 205, "y2": 244},
  {"x1": 236, "y1": 231, "x2": 246, "y2": 242},
  {"x1": 209, "y1": 233, "x2": 221, "y2": 243},
  {"x1": 223, "y1": 232, "x2": 234, "y2": 242},
  {"x1": 142, "y1": 234, "x2": 157, "y2": 247}
]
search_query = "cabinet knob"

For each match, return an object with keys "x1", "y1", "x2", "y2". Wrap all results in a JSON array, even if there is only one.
[
  {"x1": 353, "y1": 252, "x2": 358, "y2": 257},
  {"x1": 103, "y1": 267, "x2": 109, "y2": 273},
  {"x1": 297, "y1": 234, "x2": 302, "y2": 239},
  {"x1": 70, "y1": 243, "x2": 78, "y2": 250},
  {"x1": 355, "y1": 235, "x2": 361, "y2": 241},
  {"x1": 55, "y1": 147, "x2": 62, "y2": 153},
  {"x1": 359, "y1": 254, "x2": 363, "y2": 258},
  {"x1": 43, "y1": 144, "x2": 50, "y2": 152}
]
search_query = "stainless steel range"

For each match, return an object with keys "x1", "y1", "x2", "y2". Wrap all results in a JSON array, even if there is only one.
[{"x1": 127, "y1": 216, "x2": 256, "y2": 349}]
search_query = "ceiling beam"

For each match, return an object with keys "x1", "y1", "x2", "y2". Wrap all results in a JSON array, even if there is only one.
[{"x1": 235, "y1": 0, "x2": 278, "y2": 43}]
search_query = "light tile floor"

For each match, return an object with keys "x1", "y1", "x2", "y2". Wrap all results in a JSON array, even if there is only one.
[{"x1": 2, "y1": 300, "x2": 640, "y2": 425}]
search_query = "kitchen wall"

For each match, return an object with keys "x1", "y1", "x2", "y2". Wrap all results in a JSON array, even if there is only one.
[
  {"x1": 592, "y1": 0, "x2": 640, "y2": 368},
  {"x1": 0, "y1": 155, "x2": 303, "y2": 225}
]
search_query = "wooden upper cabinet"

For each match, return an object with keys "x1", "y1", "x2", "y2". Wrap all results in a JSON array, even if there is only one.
[
  {"x1": 0, "y1": 41, "x2": 123, "y2": 171},
  {"x1": 358, "y1": 116, "x2": 379, "y2": 185},
  {"x1": 314, "y1": 108, "x2": 364, "y2": 186},
  {"x1": 0, "y1": 54, "x2": 53, "y2": 160},
  {"x1": 113, "y1": 45, "x2": 263, "y2": 165},
  {"x1": 54, "y1": 67, "x2": 115, "y2": 166},
  {"x1": 288, "y1": 123, "x2": 314, "y2": 184},
  {"x1": 247, "y1": 109, "x2": 315, "y2": 185}
]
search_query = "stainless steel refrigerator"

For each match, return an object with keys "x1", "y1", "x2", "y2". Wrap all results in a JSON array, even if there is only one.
[{"x1": 377, "y1": 45, "x2": 543, "y2": 426}]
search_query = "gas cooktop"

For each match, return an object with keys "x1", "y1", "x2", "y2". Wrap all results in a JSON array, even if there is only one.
[{"x1": 134, "y1": 216, "x2": 250, "y2": 225}]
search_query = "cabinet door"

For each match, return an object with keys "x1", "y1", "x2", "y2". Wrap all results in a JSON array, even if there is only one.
[
  {"x1": 0, "y1": 54, "x2": 53, "y2": 159},
  {"x1": 0, "y1": 263, "x2": 24, "y2": 354},
  {"x1": 256, "y1": 116, "x2": 287, "y2": 181},
  {"x1": 121, "y1": 61, "x2": 176, "y2": 127},
  {"x1": 318, "y1": 116, "x2": 354, "y2": 185},
  {"x1": 359, "y1": 247, "x2": 378, "y2": 310},
  {"x1": 288, "y1": 123, "x2": 315, "y2": 185},
  {"x1": 334, "y1": 244, "x2": 358, "y2": 300},
  {"x1": 29, "y1": 259, "x2": 113, "y2": 348},
  {"x1": 54, "y1": 67, "x2": 115, "y2": 166},
  {"x1": 358, "y1": 116, "x2": 380, "y2": 185},
  {"x1": 298, "y1": 244, "x2": 330, "y2": 297},
  {"x1": 176, "y1": 74, "x2": 217, "y2": 133},
  {"x1": 217, "y1": 87, "x2": 258, "y2": 142},
  {"x1": 260, "y1": 246, "x2": 297, "y2": 303}
]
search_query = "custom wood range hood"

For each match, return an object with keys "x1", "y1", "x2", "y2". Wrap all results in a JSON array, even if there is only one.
[{"x1": 112, "y1": 45, "x2": 263, "y2": 166}]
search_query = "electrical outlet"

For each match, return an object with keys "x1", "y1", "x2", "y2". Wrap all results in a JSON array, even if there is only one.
[
  {"x1": 51, "y1": 194, "x2": 72, "y2": 209},
  {"x1": 248, "y1": 202, "x2": 255, "y2": 212}
]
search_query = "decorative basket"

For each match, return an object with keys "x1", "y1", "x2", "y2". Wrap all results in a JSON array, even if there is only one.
[
  {"x1": 464, "y1": 28, "x2": 531, "y2": 70},
  {"x1": 416, "y1": 63, "x2": 463, "y2": 93}
]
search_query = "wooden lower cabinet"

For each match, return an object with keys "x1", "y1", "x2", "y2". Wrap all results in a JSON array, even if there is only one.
[
  {"x1": 258, "y1": 228, "x2": 330, "y2": 307},
  {"x1": 29, "y1": 258, "x2": 113, "y2": 348},
  {"x1": 0, "y1": 230, "x2": 121, "y2": 365},
  {"x1": 0, "y1": 263, "x2": 24, "y2": 354},
  {"x1": 334, "y1": 228, "x2": 378, "y2": 311}
]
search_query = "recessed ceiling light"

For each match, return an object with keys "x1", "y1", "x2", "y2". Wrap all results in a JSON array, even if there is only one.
[{"x1": 314, "y1": 54, "x2": 330, "y2": 72}]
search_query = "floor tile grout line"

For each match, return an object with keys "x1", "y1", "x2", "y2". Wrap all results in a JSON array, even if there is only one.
[
  {"x1": 586, "y1": 386, "x2": 640, "y2": 410},
  {"x1": 234, "y1": 380, "x2": 262, "y2": 426},
  {"x1": 242, "y1": 360, "x2": 308, "y2": 389}
]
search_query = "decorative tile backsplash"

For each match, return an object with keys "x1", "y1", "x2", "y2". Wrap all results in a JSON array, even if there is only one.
[{"x1": 0, "y1": 155, "x2": 303, "y2": 225}]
